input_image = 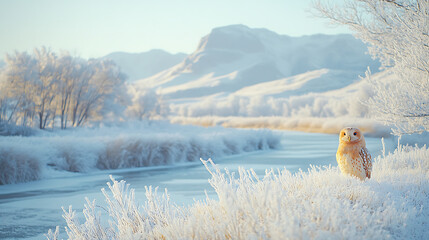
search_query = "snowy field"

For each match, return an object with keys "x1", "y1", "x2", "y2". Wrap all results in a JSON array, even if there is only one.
[
  {"x1": 0, "y1": 130, "x2": 388, "y2": 239},
  {"x1": 47, "y1": 136, "x2": 429, "y2": 240},
  {"x1": 0, "y1": 122, "x2": 280, "y2": 185}
]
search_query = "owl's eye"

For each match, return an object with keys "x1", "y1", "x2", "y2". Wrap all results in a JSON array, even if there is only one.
[
  {"x1": 353, "y1": 132, "x2": 357, "y2": 136},
  {"x1": 343, "y1": 132, "x2": 346, "y2": 136}
]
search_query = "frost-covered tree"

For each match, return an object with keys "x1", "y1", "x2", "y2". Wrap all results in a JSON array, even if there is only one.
[
  {"x1": 0, "y1": 48, "x2": 128, "y2": 129},
  {"x1": 313, "y1": 0, "x2": 429, "y2": 135},
  {"x1": 1, "y1": 51, "x2": 38, "y2": 127},
  {"x1": 69, "y1": 59, "x2": 126, "y2": 126},
  {"x1": 33, "y1": 47, "x2": 59, "y2": 129},
  {"x1": 0, "y1": 71, "x2": 14, "y2": 124},
  {"x1": 55, "y1": 54, "x2": 82, "y2": 129},
  {"x1": 126, "y1": 87, "x2": 169, "y2": 120}
]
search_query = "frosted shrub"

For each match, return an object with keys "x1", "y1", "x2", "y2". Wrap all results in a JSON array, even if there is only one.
[
  {"x1": 59, "y1": 176, "x2": 184, "y2": 239},
  {"x1": 54, "y1": 139, "x2": 101, "y2": 173},
  {"x1": 0, "y1": 123, "x2": 280, "y2": 184},
  {"x1": 0, "y1": 122, "x2": 35, "y2": 136},
  {"x1": 0, "y1": 143, "x2": 40, "y2": 184},
  {"x1": 96, "y1": 137, "x2": 187, "y2": 169},
  {"x1": 50, "y1": 145, "x2": 429, "y2": 239},
  {"x1": 96, "y1": 130, "x2": 279, "y2": 170}
]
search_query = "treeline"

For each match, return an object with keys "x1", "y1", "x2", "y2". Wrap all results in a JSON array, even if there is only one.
[{"x1": 0, "y1": 47, "x2": 127, "y2": 129}]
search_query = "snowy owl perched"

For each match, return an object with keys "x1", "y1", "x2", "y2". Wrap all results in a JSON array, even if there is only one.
[{"x1": 336, "y1": 127, "x2": 372, "y2": 180}]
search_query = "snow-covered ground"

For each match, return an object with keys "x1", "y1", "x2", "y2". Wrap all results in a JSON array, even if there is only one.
[
  {"x1": 41, "y1": 132, "x2": 429, "y2": 240},
  {"x1": 0, "y1": 131, "x2": 387, "y2": 239},
  {"x1": 0, "y1": 122, "x2": 279, "y2": 185}
]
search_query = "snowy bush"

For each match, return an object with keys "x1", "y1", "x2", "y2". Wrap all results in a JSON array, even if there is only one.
[
  {"x1": 0, "y1": 142, "x2": 41, "y2": 185},
  {"x1": 0, "y1": 122, "x2": 280, "y2": 185},
  {"x1": 0, "y1": 122, "x2": 35, "y2": 136},
  {"x1": 49, "y1": 145, "x2": 429, "y2": 239},
  {"x1": 95, "y1": 128, "x2": 278, "y2": 170}
]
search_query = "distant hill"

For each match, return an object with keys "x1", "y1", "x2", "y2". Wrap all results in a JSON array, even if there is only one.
[
  {"x1": 234, "y1": 68, "x2": 361, "y2": 98},
  {"x1": 102, "y1": 49, "x2": 187, "y2": 82},
  {"x1": 134, "y1": 24, "x2": 380, "y2": 100}
]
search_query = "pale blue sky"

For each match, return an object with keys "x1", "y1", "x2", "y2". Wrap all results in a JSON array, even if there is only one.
[{"x1": 0, "y1": 0, "x2": 350, "y2": 58}]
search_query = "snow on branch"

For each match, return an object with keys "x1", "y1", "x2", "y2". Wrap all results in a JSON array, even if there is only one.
[
  {"x1": 313, "y1": 0, "x2": 429, "y2": 135},
  {"x1": 0, "y1": 47, "x2": 128, "y2": 130}
]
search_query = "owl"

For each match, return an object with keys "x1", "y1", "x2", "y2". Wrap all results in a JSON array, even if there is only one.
[{"x1": 336, "y1": 127, "x2": 372, "y2": 180}]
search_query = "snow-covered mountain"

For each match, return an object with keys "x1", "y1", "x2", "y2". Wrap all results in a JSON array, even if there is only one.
[
  {"x1": 234, "y1": 68, "x2": 362, "y2": 98},
  {"x1": 103, "y1": 49, "x2": 187, "y2": 82},
  {"x1": 135, "y1": 24, "x2": 379, "y2": 100}
]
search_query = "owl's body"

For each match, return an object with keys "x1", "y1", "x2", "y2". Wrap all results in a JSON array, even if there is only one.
[{"x1": 336, "y1": 127, "x2": 372, "y2": 180}]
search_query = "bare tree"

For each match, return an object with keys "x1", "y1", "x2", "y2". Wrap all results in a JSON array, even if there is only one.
[{"x1": 313, "y1": 0, "x2": 429, "y2": 135}]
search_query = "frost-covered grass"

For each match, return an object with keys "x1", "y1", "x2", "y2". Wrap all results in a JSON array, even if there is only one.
[
  {"x1": 0, "y1": 121, "x2": 279, "y2": 185},
  {"x1": 0, "y1": 122, "x2": 35, "y2": 136},
  {"x1": 170, "y1": 116, "x2": 391, "y2": 138},
  {"x1": 0, "y1": 144, "x2": 41, "y2": 185},
  {"x1": 48, "y1": 145, "x2": 429, "y2": 239}
]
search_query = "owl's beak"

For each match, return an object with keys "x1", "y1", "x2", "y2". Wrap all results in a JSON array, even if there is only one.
[{"x1": 347, "y1": 136, "x2": 351, "y2": 141}]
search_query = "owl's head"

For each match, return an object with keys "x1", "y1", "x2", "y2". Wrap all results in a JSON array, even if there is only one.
[{"x1": 339, "y1": 127, "x2": 364, "y2": 144}]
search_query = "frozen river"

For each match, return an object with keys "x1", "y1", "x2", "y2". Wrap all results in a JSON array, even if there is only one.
[{"x1": 0, "y1": 131, "x2": 385, "y2": 239}]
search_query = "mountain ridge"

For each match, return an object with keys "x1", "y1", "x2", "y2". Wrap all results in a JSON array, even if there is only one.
[
  {"x1": 102, "y1": 49, "x2": 187, "y2": 82},
  {"x1": 134, "y1": 24, "x2": 379, "y2": 100}
]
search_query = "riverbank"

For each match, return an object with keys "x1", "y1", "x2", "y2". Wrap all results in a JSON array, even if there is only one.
[
  {"x1": 0, "y1": 121, "x2": 280, "y2": 185},
  {"x1": 170, "y1": 116, "x2": 392, "y2": 138},
  {"x1": 49, "y1": 144, "x2": 429, "y2": 239},
  {"x1": 0, "y1": 131, "x2": 383, "y2": 239}
]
